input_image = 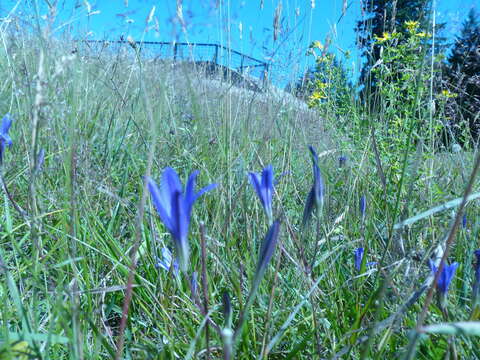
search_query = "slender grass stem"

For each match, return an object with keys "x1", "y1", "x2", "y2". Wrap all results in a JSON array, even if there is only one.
[
  {"x1": 114, "y1": 37, "x2": 156, "y2": 360},
  {"x1": 199, "y1": 223, "x2": 211, "y2": 360}
]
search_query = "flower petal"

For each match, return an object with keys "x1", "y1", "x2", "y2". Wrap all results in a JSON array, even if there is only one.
[
  {"x1": 359, "y1": 195, "x2": 367, "y2": 218},
  {"x1": 261, "y1": 165, "x2": 274, "y2": 211},
  {"x1": 430, "y1": 260, "x2": 458, "y2": 294},
  {"x1": 249, "y1": 172, "x2": 263, "y2": 202},
  {"x1": 184, "y1": 170, "x2": 199, "y2": 217},
  {"x1": 261, "y1": 165, "x2": 274, "y2": 195},
  {"x1": 0, "y1": 114, "x2": 13, "y2": 136},
  {"x1": 160, "y1": 167, "x2": 183, "y2": 216},
  {"x1": 195, "y1": 182, "x2": 218, "y2": 200},
  {"x1": 309, "y1": 146, "x2": 324, "y2": 207},
  {"x1": 147, "y1": 177, "x2": 173, "y2": 232},
  {"x1": 0, "y1": 133, "x2": 12, "y2": 146},
  {"x1": 161, "y1": 247, "x2": 173, "y2": 265},
  {"x1": 0, "y1": 143, "x2": 5, "y2": 162},
  {"x1": 354, "y1": 247, "x2": 364, "y2": 271},
  {"x1": 256, "y1": 220, "x2": 281, "y2": 277},
  {"x1": 445, "y1": 263, "x2": 458, "y2": 291},
  {"x1": 171, "y1": 190, "x2": 189, "y2": 271},
  {"x1": 302, "y1": 187, "x2": 316, "y2": 225}
]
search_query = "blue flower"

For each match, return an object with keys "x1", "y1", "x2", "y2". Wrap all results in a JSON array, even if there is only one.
[
  {"x1": 462, "y1": 213, "x2": 467, "y2": 229},
  {"x1": 0, "y1": 114, "x2": 13, "y2": 164},
  {"x1": 222, "y1": 290, "x2": 233, "y2": 328},
  {"x1": 359, "y1": 195, "x2": 367, "y2": 220},
  {"x1": 248, "y1": 165, "x2": 274, "y2": 221},
  {"x1": 354, "y1": 247, "x2": 376, "y2": 272},
  {"x1": 475, "y1": 250, "x2": 480, "y2": 283},
  {"x1": 429, "y1": 260, "x2": 458, "y2": 295},
  {"x1": 256, "y1": 219, "x2": 281, "y2": 278},
  {"x1": 303, "y1": 146, "x2": 325, "y2": 225},
  {"x1": 191, "y1": 271, "x2": 198, "y2": 298},
  {"x1": 155, "y1": 247, "x2": 179, "y2": 275},
  {"x1": 36, "y1": 148, "x2": 45, "y2": 172},
  {"x1": 339, "y1": 155, "x2": 347, "y2": 167},
  {"x1": 473, "y1": 250, "x2": 480, "y2": 311},
  {"x1": 147, "y1": 167, "x2": 217, "y2": 272},
  {"x1": 354, "y1": 247, "x2": 364, "y2": 271}
]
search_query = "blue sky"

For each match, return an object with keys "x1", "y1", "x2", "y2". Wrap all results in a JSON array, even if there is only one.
[{"x1": 2, "y1": 0, "x2": 478, "y2": 85}]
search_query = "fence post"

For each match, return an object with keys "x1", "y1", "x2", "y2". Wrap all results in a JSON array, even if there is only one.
[
  {"x1": 173, "y1": 42, "x2": 178, "y2": 61},
  {"x1": 263, "y1": 63, "x2": 269, "y2": 88},
  {"x1": 213, "y1": 44, "x2": 218, "y2": 65},
  {"x1": 240, "y1": 55, "x2": 244, "y2": 74}
]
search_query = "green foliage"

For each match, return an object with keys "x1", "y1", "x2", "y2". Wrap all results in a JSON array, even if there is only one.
[
  {"x1": 444, "y1": 8, "x2": 480, "y2": 144},
  {"x1": 309, "y1": 21, "x2": 444, "y2": 193},
  {"x1": 355, "y1": 0, "x2": 447, "y2": 105},
  {"x1": 2, "y1": 4, "x2": 480, "y2": 360},
  {"x1": 369, "y1": 23, "x2": 440, "y2": 161},
  {"x1": 302, "y1": 43, "x2": 355, "y2": 120}
]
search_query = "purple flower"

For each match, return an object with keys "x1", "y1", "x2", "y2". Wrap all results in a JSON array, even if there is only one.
[
  {"x1": 232, "y1": 220, "x2": 281, "y2": 342},
  {"x1": 249, "y1": 165, "x2": 274, "y2": 221},
  {"x1": 473, "y1": 250, "x2": 480, "y2": 295},
  {"x1": 354, "y1": 247, "x2": 364, "y2": 271},
  {"x1": 256, "y1": 220, "x2": 281, "y2": 278},
  {"x1": 191, "y1": 271, "x2": 198, "y2": 298},
  {"x1": 474, "y1": 250, "x2": 480, "y2": 284},
  {"x1": 147, "y1": 167, "x2": 217, "y2": 272},
  {"x1": 359, "y1": 195, "x2": 366, "y2": 220},
  {"x1": 462, "y1": 213, "x2": 467, "y2": 229},
  {"x1": 36, "y1": 148, "x2": 45, "y2": 172},
  {"x1": 429, "y1": 260, "x2": 458, "y2": 295},
  {"x1": 303, "y1": 146, "x2": 325, "y2": 225},
  {"x1": 354, "y1": 247, "x2": 376, "y2": 272},
  {"x1": 0, "y1": 114, "x2": 13, "y2": 163},
  {"x1": 222, "y1": 291, "x2": 233, "y2": 327},
  {"x1": 155, "y1": 247, "x2": 179, "y2": 275}
]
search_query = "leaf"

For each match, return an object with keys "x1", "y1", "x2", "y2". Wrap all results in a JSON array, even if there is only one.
[
  {"x1": 393, "y1": 191, "x2": 480, "y2": 230},
  {"x1": 0, "y1": 333, "x2": 69, "y2": 344},
  {"x1": 421, "y1": 321, "x2": 480, "y2": 336},
  {"x1": 0, "y1": 340, "x2": 32, "y2": 360}
]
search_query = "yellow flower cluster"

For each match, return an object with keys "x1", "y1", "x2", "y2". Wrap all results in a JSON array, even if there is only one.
[
  {"x1": 441, "y1": 89, "x2": 458, "y2": 98},
  {"x1": 316, "y1": 53, "x2": 335, "y2": 64},
  {"x1": 374, "y1": 32, "x2": 392, "y2": 43},
  {"x1": 374, "y1": 31, "x2": 400, "y2": 43},
  {"x1": 415, "y1": 31, "x2": 431, "y2": 38},
  {"x1": 404, "y1": 20, "x2": 431, "y2": 38},
  {"x1": 310, "y1": 91, "x2": 326, "y2": 101},
  {"x1": 311, "y1": 40, "x2": 323, "y2": 50},
  {"x1": 405, "y1": 20, "x2": 420, "y2": 33},
  {"x1": 315, "y1": 81, "x2": 329, "y2": 90}
]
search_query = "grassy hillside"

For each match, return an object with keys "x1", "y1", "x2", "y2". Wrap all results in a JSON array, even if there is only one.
[{"x1": 1, "y1": 25, "x2": 480, "y2": 360}]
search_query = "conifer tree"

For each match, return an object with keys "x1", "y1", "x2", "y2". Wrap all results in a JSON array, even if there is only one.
[
  {"x1": 445, "y1": 8, "x2": 480, "y2": 142},
  {"x1": 355, "y1": 0, "x2": 442, "y2": 106}
]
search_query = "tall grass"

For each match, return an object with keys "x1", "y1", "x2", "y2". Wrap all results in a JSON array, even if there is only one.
[{"x1": 0, "y1": 2, "x2": 479, "y2": 360}]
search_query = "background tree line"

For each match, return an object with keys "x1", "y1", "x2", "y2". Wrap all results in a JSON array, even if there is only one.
[{"x1": 290, "y1": 0, "x2": 479, "y2": 148}]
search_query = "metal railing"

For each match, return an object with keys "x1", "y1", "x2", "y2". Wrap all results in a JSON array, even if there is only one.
[{"x1": 80, "y1": 40, "x2": 270, "y2": 82}]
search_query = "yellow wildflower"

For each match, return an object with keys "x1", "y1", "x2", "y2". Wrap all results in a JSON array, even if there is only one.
[
  {"x1": 405, "y1": 20, "x2": 420, "y2": 32},
  {"x1": 374, "y1": 32, "x2": 392, "y2": 43},
  {"x1": 310, "y1": 91, "x2": 326, "y2": 101},
  {"x1": 415, "y1": 31, "x2": 431, "y2": 38},
  {"x1": 316, "y1": 54, "x2": 334, "y2": 64},
  {"x1": 315, "y1": 81, "x2": 329, "y2": 90},
  {"x1": 311, "y1": 40, "x2": 323, "y2": 50},
  {"x1": 441, "y1": 89, "x2": 457, "y2": 98}
]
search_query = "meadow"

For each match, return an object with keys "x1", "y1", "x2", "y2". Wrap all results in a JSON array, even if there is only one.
[{"x1": 1, "y1": 5, "x2": 480, "y2": 360}]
